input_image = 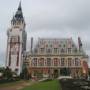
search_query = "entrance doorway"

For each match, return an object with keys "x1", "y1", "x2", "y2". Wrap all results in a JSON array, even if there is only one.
[
  {"x1": 60, "y1": 68, "x2": 71, "y2": 76},
  {"x1": 54, "y1": 69, "x2": 58, "y2": 78}
]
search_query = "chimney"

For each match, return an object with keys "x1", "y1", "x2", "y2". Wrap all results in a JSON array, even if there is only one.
[
  {"x1": 31, "y1": 37, "x2": 33, "y2": 53},
  {"x1": 78, "y1": 37, "x2": 82, "y2": 51}
]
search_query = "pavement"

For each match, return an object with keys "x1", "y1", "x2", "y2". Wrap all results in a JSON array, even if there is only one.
[{"x1": 59, "y1": 79, "x2": 90, "y2": 90}]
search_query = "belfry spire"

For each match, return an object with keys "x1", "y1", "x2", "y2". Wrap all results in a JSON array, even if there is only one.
[
  {"x1": 15, "y1": 1, "x2": 23, "y2": 19},
  {"x1": 11, "y1": 1, "x2": 25, "y2": 27},
  {"x1": 6, "y1": 1, "x2": 27, "y2": 75}
]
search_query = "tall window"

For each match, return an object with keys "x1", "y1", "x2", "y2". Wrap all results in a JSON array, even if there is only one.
[
  {"x1": 34, "y1": 49, "x2": 38, "y2": 53},
  {"x1": 54, "y1": 58, "x2": 58, "y2": 66},
  {"x1": 9, "y1": 58, "x2": 11, "y2": 66},
  {"x1": 38, "y1": 58, "x2": 44, "y2": 66},
  {"x1": 68, "y1": 58, "x2": 72, "y2": 66},
  {"x1": 16, "y1": 55, "x2": 19, "y2": 66},
  {"x1": 63, "y1": 44, "x2": 66, "y2": 47},
  {"x1": 32, "y1": 58, "x2": 37, "y2": 66},
  {"x1": 61, "y1": 58, "x2": 65, "y2": 66},
  {"x1": 74, "y1": 48, "x2": 77, "y2": 53},
  {"x1": 47, "y1": 58, "x2": 51, "y2": 66},
  {"x1": 75, "y1": 58, "x2": 79, "y2": 66},
  {"x1": 9, "y1": 52, "x2": 11, "y2": 66}
]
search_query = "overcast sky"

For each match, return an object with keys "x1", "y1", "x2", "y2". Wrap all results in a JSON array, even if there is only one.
[{"x1": 0, "y1": 0, "x2": 90, "y2": 67}]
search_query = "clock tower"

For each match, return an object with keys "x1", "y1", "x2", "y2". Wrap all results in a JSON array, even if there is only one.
[{"x1": 6, "y1": 2, "x2": 27, "y2": 75}]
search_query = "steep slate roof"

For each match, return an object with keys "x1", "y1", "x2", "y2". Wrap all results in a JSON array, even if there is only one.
[{"x1": 32, "y1": 38, "x2": 86, "y2": 56}]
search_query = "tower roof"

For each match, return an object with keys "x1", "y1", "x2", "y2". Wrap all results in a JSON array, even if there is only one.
[
  {"x1": 15, "y1": 1, "x2": 23, "y2": 19},
  {"x1": 11, "y1": 1, "x2": 24, "y2": 23}
]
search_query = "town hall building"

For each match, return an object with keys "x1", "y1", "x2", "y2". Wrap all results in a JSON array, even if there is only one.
[{"x1": 24, "y1": 38, "x2": 88, "y2": 79}]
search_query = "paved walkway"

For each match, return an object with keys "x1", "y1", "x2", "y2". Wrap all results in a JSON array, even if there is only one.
[
  {"x1": 59, "y1": 79, "x2": 90, "y2": 90},
  {"x1": 0, "y1": 81, "x2": 36, "y2": 90}
]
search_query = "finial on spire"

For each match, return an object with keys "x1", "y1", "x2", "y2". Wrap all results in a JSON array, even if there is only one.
[{"x1": 18, "y1": 0, "x2": 22, "y2": 10}]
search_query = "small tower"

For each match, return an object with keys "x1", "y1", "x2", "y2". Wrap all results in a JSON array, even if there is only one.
[{"x1": 6, "y1": 2, "x2": 27, "y2": 75}]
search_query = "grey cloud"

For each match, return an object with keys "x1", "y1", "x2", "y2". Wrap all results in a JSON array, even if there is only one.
[{"x1": 24, "y1": 0, "x2": 90, "y2": 31}]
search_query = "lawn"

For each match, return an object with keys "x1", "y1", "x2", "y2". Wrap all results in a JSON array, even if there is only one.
[{"x1": 22, "y1": 80, "x2": 60, "y2": 90}]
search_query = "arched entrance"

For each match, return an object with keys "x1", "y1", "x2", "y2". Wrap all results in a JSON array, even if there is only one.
[{"x1": 60, "y1": 68, "x2": 71, "y2": 76}]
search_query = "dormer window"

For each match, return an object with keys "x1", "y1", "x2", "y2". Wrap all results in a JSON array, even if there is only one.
[
  {"x1": 59, "y1": 44, "x2": 61, "y2": 47},
  {"x1": 72, "y1": 44, "x2": 74, "y2": 47},
  {"x1": 61, "y1": 48, "x2": 65, "y2": 53},
  {"x1": 63, "y1": 44, "x2": 66, "y2": 47},
  {"x1": 40, "y1": 48, "x2": 44, "y2": 53},
  {"x1": 54, "y1": 48, "x2": 58, "y2": 54},
  {"x1": 46, "y1": 48, "x2": 51, "y2": 54},
  {"x1": 74, "y1": 48, "x2": 77, "y2": 53}
]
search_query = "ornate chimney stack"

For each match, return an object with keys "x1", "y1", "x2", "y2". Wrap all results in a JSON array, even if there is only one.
[
  {"x1": 31, "y1": 37, "x2": 33, "y2": 53},
  {"x1": 78, "y1": 37, "x2": 82, "y2": 52}
]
